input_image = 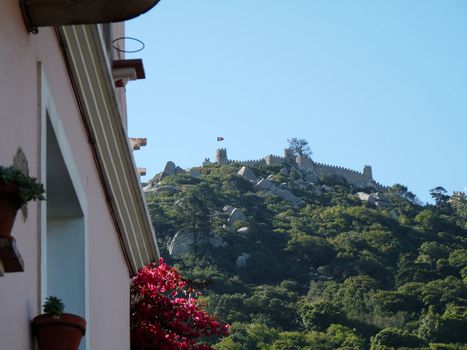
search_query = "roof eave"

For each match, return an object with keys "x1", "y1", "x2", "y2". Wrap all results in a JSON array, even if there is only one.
[{"x1": 21, "y1": 0, "x2": 160, "y2": 33}]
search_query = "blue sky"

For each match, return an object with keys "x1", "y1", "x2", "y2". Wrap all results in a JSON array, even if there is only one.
[{"x1": 126, "y1": 0, "x2": 467, "y2": 203}]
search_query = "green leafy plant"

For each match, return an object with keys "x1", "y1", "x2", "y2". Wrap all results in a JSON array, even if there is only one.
[
  {"x1": 0, "y1": 165, "x2": 45, "y2": 205},
  {"x1": 43, "y1": 296, "x2": 65, "y2": 316}
]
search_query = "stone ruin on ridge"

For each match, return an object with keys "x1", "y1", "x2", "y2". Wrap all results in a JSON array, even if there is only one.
[{"x1": 200, "y1": 148, "x2": 384, "y2": 190}]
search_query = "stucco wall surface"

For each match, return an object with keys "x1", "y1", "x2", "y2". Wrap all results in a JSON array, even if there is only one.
[{"x1": 0, "y1": 1, "x2": 131, "y2": 349}]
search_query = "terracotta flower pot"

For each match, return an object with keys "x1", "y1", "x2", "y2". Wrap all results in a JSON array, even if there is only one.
[
  {"x1": 0, "y1": 181, "x2": 22, "y2": 238},
  {"x1": 32, "y1": 313, "x2": 86, "y2": 350}
]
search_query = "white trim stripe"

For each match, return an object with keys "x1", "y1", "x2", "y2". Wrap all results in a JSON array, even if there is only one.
[{"x1": 58, "y1": 24, "x2": 159, "y2": 274}]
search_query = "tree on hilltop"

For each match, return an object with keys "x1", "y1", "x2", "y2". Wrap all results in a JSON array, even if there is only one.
[
  {"x1": 287, "y1": 138, "x2": 312, "y2": 158},
  {"x1": 429, "y1": 186, "x2": 451, "y2": 213}
]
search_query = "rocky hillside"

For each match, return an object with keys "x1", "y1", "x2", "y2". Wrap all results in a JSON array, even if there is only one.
[{"x1": 144, "y1": 159, "x2": 467, "y2": 350}]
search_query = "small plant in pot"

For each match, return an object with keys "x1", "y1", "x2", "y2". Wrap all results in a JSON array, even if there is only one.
[
  {"x1": 32, "y1": 296, "x2": 86, "y2": 350},
  {"x1": 0, "y1": 165, "x2": 45, "y2": 237}
]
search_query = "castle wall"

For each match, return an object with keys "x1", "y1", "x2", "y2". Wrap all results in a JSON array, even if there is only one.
[
  {"x1": 265, "y1": 155, "x2": 285, "y2": 166},
  {"x1": 230, "y1": 159, "x2": 266, "y2": 166},
  {"x1": 373, "y1": 181, "x2": 388, "y2": 190},
  {"x1": 314, "y1": 162, "x2": 374, "y2": 188},
  {"x1": 315, "y1": 163, "x2": 382, "y2": 187},
  {"x1": 214, "y1": 148, "x2": 385, "y2": 190}
]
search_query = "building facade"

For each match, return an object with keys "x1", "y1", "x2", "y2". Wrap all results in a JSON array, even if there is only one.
[{"x1": 0, "y1": 0, "x2": 160, "y2": 349}]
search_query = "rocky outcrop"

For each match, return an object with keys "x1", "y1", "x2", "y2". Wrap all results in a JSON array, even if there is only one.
[
  {"x1": 143, "y1": 182, "x2": 179, "y2": 194},
  {"x1": 142, "y1": 182, "x2": 155, "y2": 192},
  {"x1": 279, "y1": 167, "x2": 289, "y2": 176},
  {"x1": 356, "y1": 192, "x2": 388, "y2": 207},
  {"x1": 256, "y1": 178, "x2": 273, "y2": 191},
  {"x1": 168, "y1": 231, "x2": 227, "y2": 256},
  {"x1": 356, "y1": 192, "x2": 371, "y2": 202},
  {"x1": 304, "y1": 173, "x2": 318, "y2": 183},
  {"x1": 235, "y1": 253, "x2": 250, "y2": 269},
  {"x1": 273, "y1": 187, "x2": 303, "y2": 205},
  {"x1": 160, "y1": 161, "x2": 176, "y2": 179},
  {"x1": 158, "y1": 161, "x2": 186, "y2": 181},
  {"x1": 237, "y1": 227, "x2": 250, "y2": 234},
  {"x1": 228, "y1": 208, "x2": 247, "y2": 225},
  {"x1": 223, "y1": 205, "x2": 235, "y2": 215},
  {"x1": 255, "y1": 177, "x2": 303, "y2": 206},
  {"x1": 238, "y1": 166, "x2": 257, "y2": 182}
]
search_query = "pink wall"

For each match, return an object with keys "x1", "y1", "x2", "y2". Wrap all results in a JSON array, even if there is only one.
[{"x1": 0, "y1": 1, "x2": 131, "y2": 349}]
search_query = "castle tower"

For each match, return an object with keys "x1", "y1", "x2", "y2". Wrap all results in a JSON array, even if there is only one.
[
  {"x1": 363, "y1": 165, "x2": 373, "y2": 179},
  {"x1": 216, "y1": 148, "x2": 229, "y2": 165},
  {"x1": 284, "y1": 148, "x2": 295, "y2": 164},
  {"x1": 202, "y1": 158, "x2": 212, "y2": 167}
]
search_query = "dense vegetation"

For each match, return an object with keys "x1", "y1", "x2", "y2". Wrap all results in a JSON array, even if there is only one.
[{"x1": 145, "y1": 162, "x2": 467, "y2": 350}]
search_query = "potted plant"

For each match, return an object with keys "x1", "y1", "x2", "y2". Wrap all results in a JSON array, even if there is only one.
[
  {"x1": 0, "y1": 165, "x2": 45, "y2": 237},
  {"x1": 32, "y1": 296, "x2": 86, "y2": 350}
]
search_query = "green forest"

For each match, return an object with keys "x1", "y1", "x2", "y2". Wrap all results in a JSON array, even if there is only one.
[{"x1": 144, "y1": 160, "x2": 467, "y2": 350}]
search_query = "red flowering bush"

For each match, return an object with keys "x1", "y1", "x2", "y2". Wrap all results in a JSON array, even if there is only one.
[{"x1": 130, "y1": 258, "x2": 230, "y2": 350}]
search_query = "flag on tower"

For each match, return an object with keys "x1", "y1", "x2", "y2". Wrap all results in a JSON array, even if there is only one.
[{"x1": 217, "y1": 137, "x2": 224, "y2": 142}]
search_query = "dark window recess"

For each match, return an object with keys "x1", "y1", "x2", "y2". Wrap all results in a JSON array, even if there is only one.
[{"x1": 0, "y1": 237, "x2": 24, "y2": 275}]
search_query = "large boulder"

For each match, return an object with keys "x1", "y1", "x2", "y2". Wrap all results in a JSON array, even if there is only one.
[
  {"x1": 356, "y1": 192, "x2": 389, "y2": 207},
  {"x1": 372, "y1": 192, "x2": 388, "y2": 207},
  {"x1": 273, "y1": 187, "x2": 303, "y2": 206},
  {"x1": 356, "y1": 192, "x2": 371, "y2": 202},
  {"x1": 158, "y1": 162, "x2": 186, "y2": 181},
  {"x1": 168, "y1": 231, "x2": 227, "y2": 257},
  {"x1": 279, "y1": 167, "x2": 289, "y2": 176},
  {"x1": 228, "y1": 208, "x2": 247, "y2": 225},
  {"x1": 255, "y1": 177, "x2": 304, "y2": 206},
  {"x1": 293, "y1": 179, "x2": 307, "y2": 190},
  {"x1": 142, "y1": 184, "x2": 178, "y2": 194},
  {"x1": 142, "y1": 182, "x2": 156, "y2": 192},
  {"x1": 235, "y1": 253, "x2": 251, "y2": 269},
  {"x1": 175, "y1": 166, "x2": 186, "y2": 174},
  {"x1": 238, "y1": 166, "x2": 257, "y2": 182},
  {"x1": 237, "y1": 227, "x2": 250, "y2": 234},
  {"x1": 223, "y1": 205, "x2": 235, "y2": 215},
  {"x1": 158, "y1": 161, "x2": 176, "y2": 181},
  {"x1": 304, "y1": 172, "x2": 318, "y2": 183},
  {"x1": 255, "y1": 178, "x2": 273, "y2": 190},
  {"x1": 296, "y1": 156, "x2": 314, "y2": 171}
]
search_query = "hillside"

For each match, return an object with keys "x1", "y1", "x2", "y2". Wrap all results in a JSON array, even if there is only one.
[{"x1": 144, "y1": 157, "x2": 467, "y2": 350}]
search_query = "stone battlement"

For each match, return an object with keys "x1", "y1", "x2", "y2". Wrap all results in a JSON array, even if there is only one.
[
  {"x1": 265, "y1": 155, "x2": 286, "y2": 166},
  {"x1": 314, "y1": 162, "x2": 366, "y2": 177},
  {"x1": 229, "y1": 158, "x2": 266, "y2": 166},
  {"x1": 373, "y1": 181, "x2": 388, "y2": 190},
  {"x1": 212, "y1": 148, "x2": 384, "y2": 190}
]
